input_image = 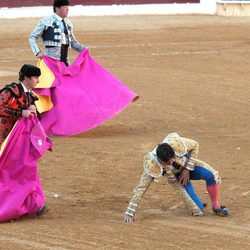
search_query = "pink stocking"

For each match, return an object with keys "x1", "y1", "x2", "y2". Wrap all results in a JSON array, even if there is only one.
[{"x1": 206, "y1": 184, "x2": 220, "y2": 209}]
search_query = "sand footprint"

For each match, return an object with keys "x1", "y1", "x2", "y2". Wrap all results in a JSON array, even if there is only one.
[{"x1": 241, "y1": 190, "x2": 250, "y2": 196}]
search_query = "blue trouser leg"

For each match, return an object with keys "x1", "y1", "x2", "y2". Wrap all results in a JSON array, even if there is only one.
[
  {"x1": 176, "y1": 166, "x2": 216, "y2": 211},
  {"x1": 189, "y1": 166, "x2": 216, "y2": 186},
  {"x1": 183, "y1": 182, "x2": 204, "y2": 211}
]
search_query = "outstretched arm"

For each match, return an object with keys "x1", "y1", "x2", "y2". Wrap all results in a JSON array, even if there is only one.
[
  {"x1": 67, "y1": 21, "x2": 85, "y2": 52},
  {"x1": 124, "y1": 170, "x2": 154, "y2": 223},
  {"x1": 70, "y1": 32, "x2": 85, "y2": 52}
]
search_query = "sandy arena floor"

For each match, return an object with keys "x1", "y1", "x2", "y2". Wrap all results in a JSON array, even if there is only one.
[{"x1": 0, "y1": 15, "x2": 250, "y2": 249}]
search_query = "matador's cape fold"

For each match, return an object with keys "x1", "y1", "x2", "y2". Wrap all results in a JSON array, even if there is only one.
[
  {"x1": 0, "y1": 116, "x2": 52, "y2": 222},
  {"x1": 35, "y1": 48, "x2": 138, "y2": 136}
]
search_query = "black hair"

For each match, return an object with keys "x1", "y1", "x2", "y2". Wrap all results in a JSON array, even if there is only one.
[
  {"x1": 19, "y1": 64, "x2": 41, "y2": 81},
  {"x1": 53, "y1": 0, "x2": 69, "y2": 12},
  {"x1": 156, "y1": 143, "x2": 175, "y2": 163}
]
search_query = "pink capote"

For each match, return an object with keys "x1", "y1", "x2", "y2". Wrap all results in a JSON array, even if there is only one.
[
  {"x1": 35, "y1": 49, "x2": 138, "y2": 136},
  {"x1": 0, "y1": 116, "x2": 52, "y2": 222}
]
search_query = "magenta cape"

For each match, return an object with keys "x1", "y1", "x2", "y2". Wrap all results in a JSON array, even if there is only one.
[
  {"x1": 0, "y1": 116, "x2": 52, "y2": 222},
  {"x1": 35, "y1": 49, "x2": 138, "y2": 136}
]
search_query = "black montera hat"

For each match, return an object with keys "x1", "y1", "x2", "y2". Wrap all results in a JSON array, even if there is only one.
[
  {"x1": 19, "y1": 64, "x2": 41, "y2": 79},
  {"x1": 53, "y1": 0, "x2": 69, "y2": 8}
]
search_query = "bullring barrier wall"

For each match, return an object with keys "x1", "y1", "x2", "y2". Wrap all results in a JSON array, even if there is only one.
[{"x1": 0, "y1": 1, "x2": 216, "y2": 18}]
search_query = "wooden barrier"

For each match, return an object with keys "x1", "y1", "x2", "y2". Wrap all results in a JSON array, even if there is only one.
[
  {"x1": 217, "y1": 0, "x2": 250, "y2": 16},
  {"x1": 0, "y1": 1, "x2": 200, "y2": 8}
]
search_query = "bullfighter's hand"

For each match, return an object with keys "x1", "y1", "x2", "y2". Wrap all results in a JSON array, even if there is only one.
[
  {"x1": 124, "y1": 214, "x2": 135, "y2": 224},
  {"x1": 179, "y1": 168, "x2": 190, "y2": 186},
  {"x1": 22, "y1": 109, "x2": 34, "y2": 118}
]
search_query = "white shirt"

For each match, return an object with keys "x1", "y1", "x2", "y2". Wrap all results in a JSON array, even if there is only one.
[{"x1": 20, "y1": 82, "x2": 30, "y2": 93}]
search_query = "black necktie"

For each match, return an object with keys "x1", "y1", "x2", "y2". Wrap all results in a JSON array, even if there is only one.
[
  {"x1": 26, "y1": 91, "x2": 31, "y2": 106},
  {"x1": 62, "y1": 20, "x2": 68, "y2": 35},
  {"x1": 61, "y1": 19, "x2": 69, "y2": 65}
]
